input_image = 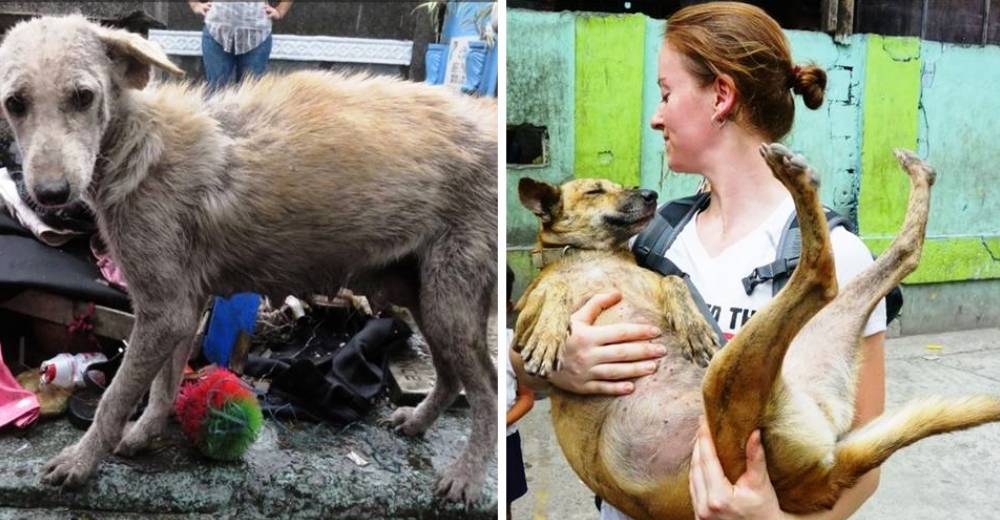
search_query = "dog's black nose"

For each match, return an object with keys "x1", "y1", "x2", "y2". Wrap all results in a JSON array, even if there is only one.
[
  {"x1": 34, "y1": 180, "x2": 71, "y2": 206},
  {"x1": 638, "y1": 189, "x2": 658, "y2": 204}
]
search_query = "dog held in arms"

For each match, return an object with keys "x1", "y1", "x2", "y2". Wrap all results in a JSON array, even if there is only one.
[
  {"x1": 515, "y1": 143, "x2": 1000, "y2": 519},
  {"x1": 0, "y1": 16, "x2": 497, "y2": 501}
]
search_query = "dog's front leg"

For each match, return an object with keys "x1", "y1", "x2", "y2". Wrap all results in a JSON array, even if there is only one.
[
  {"x1": 513, "y1": 279, "x2": 571, "y2": 377},
  {"x1": 115, "y1": 330, "x2": 197, "y2": 456},
  {"x1": 658, "y1": 275, "x2": 718, "y2": 367},
  {"x1": 42, "y1": 308, "x2": 195, "y2": 488}
]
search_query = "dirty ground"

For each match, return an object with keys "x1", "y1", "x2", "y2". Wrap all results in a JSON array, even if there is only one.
[
  {"x1": 0, "y1": 310, "x2": 499, "y2": 519},
  {"x1": 0, "y1": 400, "x2": 496, "y2": 519}
]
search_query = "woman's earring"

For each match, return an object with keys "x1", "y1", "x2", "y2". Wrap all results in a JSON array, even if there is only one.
[{"x1": 712, "y1": 116, "x2": 727, "y2": 129}]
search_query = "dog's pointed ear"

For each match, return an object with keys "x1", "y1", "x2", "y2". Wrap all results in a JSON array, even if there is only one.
[
  {"x1": 519, "y1": 178, "x2": 561, "y2": 223},
  {"x1": 95, "y1": 26, "x2": 184, "y2": 89}
]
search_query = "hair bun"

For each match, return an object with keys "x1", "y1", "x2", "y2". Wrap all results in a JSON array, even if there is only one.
[{"x1": 791, "y1": 64, "x2": 827, "y2": 109}]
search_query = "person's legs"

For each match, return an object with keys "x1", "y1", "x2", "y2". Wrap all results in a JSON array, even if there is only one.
[
  {"x1": 235, "y1": 34, "x2": 273, "y2": 83},
  {"x1": 201, "y1": 27, "x2": 236, "y2": 90}
]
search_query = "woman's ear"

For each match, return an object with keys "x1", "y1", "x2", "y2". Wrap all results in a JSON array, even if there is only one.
[{"x1": 711, "y1": 73, "x2": 737, "y2": 123}]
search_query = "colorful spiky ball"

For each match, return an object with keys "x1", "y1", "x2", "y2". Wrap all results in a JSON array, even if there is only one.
[{"x1": 174, "y1": 367, "x2": 262, "y2": 461}]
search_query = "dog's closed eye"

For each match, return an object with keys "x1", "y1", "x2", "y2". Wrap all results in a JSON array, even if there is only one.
[{"x1": 585, "y1": 188, "x2": 605, "y2": 196}]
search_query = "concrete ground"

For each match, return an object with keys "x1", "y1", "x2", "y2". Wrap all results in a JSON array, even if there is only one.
[
  {"x1": 0, "y1": 401, "x2": 497, "y2": 519},
  {"x1": 511, "y1": 327, "x2": 1000, "y2": 520}
]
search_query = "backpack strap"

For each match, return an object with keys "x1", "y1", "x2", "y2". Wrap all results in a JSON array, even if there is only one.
[
  {"x1": 741, "y1": 208, "x2": 849, "y2": 296},
  {"x1": 633, "y1": 192, "x2": 710, "y2": 274},
  {"x1": 632, "y1": 192, "x2": 727, "y2": 346},
  {"x1": 741, "y1": 207, "x2": 903, "y2": 324}
]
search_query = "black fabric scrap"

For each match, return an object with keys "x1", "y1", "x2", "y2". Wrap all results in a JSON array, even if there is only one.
[
  {"x1": 244, "y1": 316, "x2": 411, "y2": 425},
  {"x1": 0, "y1": 214, "x2": 130, "y2": 310}
]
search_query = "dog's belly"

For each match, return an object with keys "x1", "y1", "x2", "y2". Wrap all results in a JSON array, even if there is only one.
[
  {"x1": 549, "y1": 289, "x2": 706, "y2": 515},
  {"x1": 607, "y1": 347, "x2": 705, "y2": 478}
]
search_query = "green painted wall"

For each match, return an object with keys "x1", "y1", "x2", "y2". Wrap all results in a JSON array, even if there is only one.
[
  {"x1": 858, "y1": 37, "x2": 1000, "y2": 283},
  {"x1": 574, "y1": 14, "x2": 646, "y2": 187},
  {"x1": 858, "y1": 36, "x2": 921, "y2": 239},
  {"x1": 506, "y1": 8, "x2": 1000, "y2": 326}
]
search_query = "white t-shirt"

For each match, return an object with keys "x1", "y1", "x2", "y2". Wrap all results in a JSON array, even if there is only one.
[
  {"x1": 602, "y1": 195, "x2": 886, "y2": 520},
  {"x1": 666, "y1": 194, "x2": 886, "y2": 340}
]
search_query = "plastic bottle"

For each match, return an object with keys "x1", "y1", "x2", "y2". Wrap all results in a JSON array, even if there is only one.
[{"x1": 39, "y1": 352, "x2": 107, "y2": 388}]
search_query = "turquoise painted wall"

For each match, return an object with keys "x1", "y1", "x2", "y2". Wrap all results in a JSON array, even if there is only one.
[
  {"x1": 506, "y1": 10, "x2": 575, "y2": 247},
  {"x1": 919, "y1": 42, "x2": 1000, "y2": 238},
  {"x1": 506, "y1": 8, "x2": 1000, "y2": 306}
]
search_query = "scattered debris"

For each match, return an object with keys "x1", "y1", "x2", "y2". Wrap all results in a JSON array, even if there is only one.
[{"x1": 347, "y1": 450, "x2": 369, "y2": 467}]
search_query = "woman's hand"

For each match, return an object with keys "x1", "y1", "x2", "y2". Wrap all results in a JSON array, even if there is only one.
[
  {"x1": 689, "y1": 418, "x2": 786, "y2": 520},
  {"x1": 547, "y1": 291, "x2": 666, "y2": 395},
  {"x1": 264, "y1": 5, "x2": 285, "y2": 20},
  {"x1": 190, "y1": 2, "x2": 211, "y2": 16}
]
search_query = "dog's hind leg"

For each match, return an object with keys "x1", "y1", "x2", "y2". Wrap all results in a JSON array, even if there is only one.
[
  {"x1": 41, "y1": 298, "x2": 199, "y2": 488},
  {"x1": 395, "y1": 232, "x2": 496, "y2": 503},
  {"x1": 384, "y1": 341, "x2": 462, "y2": 436},
  {"x1": 786, "y1": 151, "x2": 1000, "y2": 498},
  {"x1": 783, "y1": 149, "x2": 936, "y2": 431},
  {"x1": 702, "y1": 143, "x2": 838, "y2": 483}
]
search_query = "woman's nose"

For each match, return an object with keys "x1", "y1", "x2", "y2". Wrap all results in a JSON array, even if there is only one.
[{"x1": 650, "y1": 110, "x2": 663, "y2": 131}]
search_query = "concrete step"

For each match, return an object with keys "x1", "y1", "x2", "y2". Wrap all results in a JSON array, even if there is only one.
[{"x1": 0, "y1": 402, "x2": 496, "y2": 519}]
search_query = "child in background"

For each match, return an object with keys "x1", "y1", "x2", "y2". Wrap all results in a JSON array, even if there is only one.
[{"x1": 506, "y1": 265, "x2": 534, "y2": 516}]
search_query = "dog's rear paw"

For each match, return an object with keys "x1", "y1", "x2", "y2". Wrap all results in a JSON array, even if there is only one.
[
  {"x1": 382, "y1": 406, "x2": 430, "y2": 437},
  {"x1": 760, "y1": 143, "x2": 819, "y2": 189},
  {"x1": 893, "y1": 148, "x2": 937, "y2": 186},
  {"x1": 436, "y1": 458, "x2": 484, "y2": 504},
  {"x1": 41, "y1": 443, "x2": 97, "y2": 489}
]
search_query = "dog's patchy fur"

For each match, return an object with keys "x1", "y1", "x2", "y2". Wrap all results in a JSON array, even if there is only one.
[
  {"x1": 0, "y1": 16, "x2": 497, "y2": 501},
  {"x1": 515, "y1": 144, "x2": 1000, "y2": 519}
]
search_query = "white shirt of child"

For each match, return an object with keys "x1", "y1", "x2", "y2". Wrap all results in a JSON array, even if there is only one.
[
  {"x1": 506, "y1": 329, "x2": 519, "y2": 436},
  {"x1": 602, "y1": 195, "x2": 886, "y2": 520}
]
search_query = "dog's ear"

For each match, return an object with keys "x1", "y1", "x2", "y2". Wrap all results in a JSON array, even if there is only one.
[
  {"x1": 519, "y1": 178, "x2": 561, "y2": 223},
  {"x1": 95, "y1": 26, "x2": 184, "y2": 89}
]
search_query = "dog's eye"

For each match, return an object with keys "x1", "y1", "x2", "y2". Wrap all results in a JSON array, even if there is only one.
[
  {"x1": 585, "y1": 188, "x2": 605, "y2": 196},
  {"x1": 71, "y1": 89, "x2": 95, "y2": 111},
  {"x1": 4, "y1": 95, "x2": 27, "y2": 117}
]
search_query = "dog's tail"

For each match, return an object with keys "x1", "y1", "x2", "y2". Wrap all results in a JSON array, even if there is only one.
[{"x1": 831, "y1": 395, "x2": 1000, "y2": 486}]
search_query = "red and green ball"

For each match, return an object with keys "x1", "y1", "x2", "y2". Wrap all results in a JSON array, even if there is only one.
[{"x1": 174, "y1": 367, "x2": 262, "y2": 461}]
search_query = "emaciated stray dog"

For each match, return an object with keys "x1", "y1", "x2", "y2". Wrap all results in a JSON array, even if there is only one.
[
  {"x1": 0, "y1": 16, "x2": 497, "y2": 501},
  {"x1": 515, "y1": 144, "x2": 1000, "y2": 519}
]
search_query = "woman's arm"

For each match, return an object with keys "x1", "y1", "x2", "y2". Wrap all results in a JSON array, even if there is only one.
[
  {"x1": 265, "y1": 1, "x2": 293, "y2": 20},
  {"x1": 689, "y1": 332, "x2": 886, "y2": 520},
  {"x1": 189, "y1": 1, "x2": 211, "y2": 16}
]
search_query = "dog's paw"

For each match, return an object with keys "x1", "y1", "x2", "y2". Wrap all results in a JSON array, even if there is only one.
[
  {"x1": 683, "y1": 320, "x2": 718, "y2": 368},
  {"x1": 893, "y1": 148, "x2": 937, "y2": 186},
  {"x1": 381, "y1": 406, "x2": 430, "y2": 437},
  {"x1": 760, "y1": 143, "x2": 819, "y2": 189},
  {"x1": 436, "y1": 458, "x2": 484, "y2": 504},
  {"x1": 114, "y1": 420, "x2": 159, "y2": 457},
  {"x1": 41, "y1": 443, "x2": 98, "y2": 489},
  {"x1": 520, "y1": 321, "x2": 568, "y2": 378}
]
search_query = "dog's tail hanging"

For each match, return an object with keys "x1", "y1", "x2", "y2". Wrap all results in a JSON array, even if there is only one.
[{"x1": 830, "y1": 395, "x2": 1000, "y2": 487}]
